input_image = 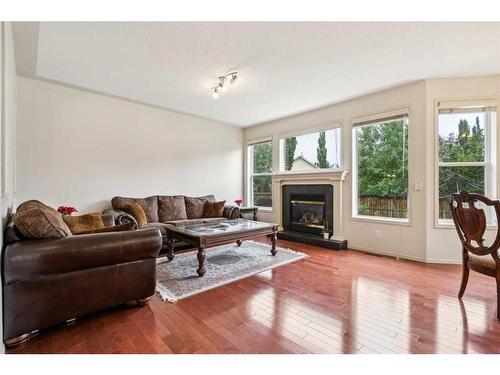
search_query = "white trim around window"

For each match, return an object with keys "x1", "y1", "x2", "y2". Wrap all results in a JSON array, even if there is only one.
[
  {"x1": 277, "y1": 121, "x2": 343, "y2": 173},
  {"x1": 434, "y1": 98, "x2": 498, "y2": 228},
  {"x1": 247, "y1": 137, "x2": 273, "y2": 211},
  {"x1": 351, "y1": 108, "x2": 411, "y2": 224}
]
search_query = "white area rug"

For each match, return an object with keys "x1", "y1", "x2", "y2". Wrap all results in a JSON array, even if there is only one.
[{"x1": 155, "y1": 240, "x2": 307, "y2": 302}]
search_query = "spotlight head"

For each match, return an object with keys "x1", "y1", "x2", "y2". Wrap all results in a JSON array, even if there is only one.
[
  {"x1": 212, "y1": 88, "x2": 219, "y2": 99},
  {"x1": 229, "y1": 73, "x2": 237, "y2": 85}
]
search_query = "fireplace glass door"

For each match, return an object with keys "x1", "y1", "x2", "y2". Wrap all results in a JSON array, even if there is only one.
[{"x1": 290, "y1": 199, "x2": 326, "y2": 234}]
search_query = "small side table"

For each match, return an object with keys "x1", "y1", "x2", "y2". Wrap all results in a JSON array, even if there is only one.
[{"x1": 238, "y1": 206, "x2": 258, "y2": 221}]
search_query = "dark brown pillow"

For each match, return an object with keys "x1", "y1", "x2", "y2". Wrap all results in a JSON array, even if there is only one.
[
  {"x1": 63, "y1": 213, "x2": 105, "y2": 235},
  {"x1": 77, "y1": 222, "x2": 135, "y2": 235},
  {"x1": 203, "y1": 200, "x2": 226, "y2": 218},
  {"x1": 185, "y1": 195, "x2": 215, "y2": 219},
  {"x1": 14, "y1": 200, "x2": 72, "y2": 239},
  {"x1": 111, "y1": 196, "x2": 158, "y2": 222},
  {"x1": 158, "y1": 195, "x2": 187, "y2": 221},
  {"x1": 123, "y1": 203, "x2": 147, "y2": 227}
]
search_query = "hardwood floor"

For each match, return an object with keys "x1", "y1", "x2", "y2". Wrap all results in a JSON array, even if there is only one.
[{"x1": 7, "y1": 238, "x2": 500, "y2": 354}]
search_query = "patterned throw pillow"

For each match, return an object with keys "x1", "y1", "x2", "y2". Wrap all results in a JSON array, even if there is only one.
[
  {"x1": 158, "y1": 195, "x2": 187, "y2": 221},
  {"x1": 203, "y1": 200, "x2": 226, "y2": 218},
  {"x1": 123, "y1": 202, "x2": 148, "y2": 227},
  {"x1": 63, "y1": 213, "x2": 106, "y2": 235},
  {"x1": 185, "y1": 195, "x2": 215, "y2": 219},
  {"x1": 14, "y1": 200, "x2": 72, "y2": 239}
]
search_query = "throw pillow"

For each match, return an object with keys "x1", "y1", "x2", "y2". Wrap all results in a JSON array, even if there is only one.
[
  {"x1": 111, "y1": 196, "x2": 159, "y2": 222},
  {"x1": 123, "y1": 202, "x2": 148, "y2": 227},
  {"x1": 77, "y1": 222, "x2": 135, "y2": 235},
  {"x1": 185, "y1": 195, "x2": 215, "y2": 219},
  {"x1": 158, "y1": 195, "x2": 187, "y2": 221},
  {"x1": 203, "y1": 200, "x2": 226, "y2": 218},
  {"x1": 14, "y1": 200, "x2": 72, "y2": 239},
  {"x1": 63, "y1": 213, "x2": 105, "y2": 235}
]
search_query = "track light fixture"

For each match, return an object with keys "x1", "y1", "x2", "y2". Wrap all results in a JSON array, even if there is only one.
[{"x1": 210, "y1": 71, "x2": 238, "y2": 99}]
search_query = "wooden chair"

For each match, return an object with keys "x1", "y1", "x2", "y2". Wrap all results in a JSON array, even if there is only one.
[{"x1": 449, "y1": 191, "x2": 500, "y2": 319}]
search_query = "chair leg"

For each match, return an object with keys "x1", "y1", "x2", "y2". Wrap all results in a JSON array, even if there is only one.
[
  {"x1": 458, "y1": 263, "x2": 470, "y2": 299},
  {"x1": 496, "y1": 272, "x2": 500, "y2": 320}
]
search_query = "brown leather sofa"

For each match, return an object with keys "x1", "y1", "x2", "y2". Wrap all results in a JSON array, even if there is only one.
[
  {"x1": 2, "y1": 214, "x2": 162, "y2": 348},
  {"x1": 104, "y1": 195, "x2": 240, "y2": 250}
]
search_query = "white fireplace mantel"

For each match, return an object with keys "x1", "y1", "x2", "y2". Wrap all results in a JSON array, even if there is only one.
[{"x1": 271, "y1": 170, "x2": 349, "y2": 241}]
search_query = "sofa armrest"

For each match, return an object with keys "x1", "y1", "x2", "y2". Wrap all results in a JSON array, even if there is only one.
[
  {"x1": 3, "y1": 227, "x2": 162, "y2": 285},
  {"x1": 102, "y1": 208, "x2": 138, "y2": 227},
  {"x1": 223, "y1": 205, "x2": 241, "y2": 220}
]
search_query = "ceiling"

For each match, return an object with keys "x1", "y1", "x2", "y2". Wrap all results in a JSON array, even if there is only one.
[{"x1": 12, "y1": 22, "x2": 500, "y2": 127}]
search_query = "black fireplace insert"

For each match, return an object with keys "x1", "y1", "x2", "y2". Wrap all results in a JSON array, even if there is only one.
[{"x1": 282, "y1": 184, "x2": 333, "y2": 236}]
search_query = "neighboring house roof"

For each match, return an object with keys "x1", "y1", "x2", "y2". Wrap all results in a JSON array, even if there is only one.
[{"x1": 292, "y1": 155, "x2": 319, "y2": 169}]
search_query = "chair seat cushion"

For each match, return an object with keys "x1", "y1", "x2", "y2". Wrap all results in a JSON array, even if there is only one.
[{"x1": 469, "y1": 253, "x2": 497, "y2": 271}]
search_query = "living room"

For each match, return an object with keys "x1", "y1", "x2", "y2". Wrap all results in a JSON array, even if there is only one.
[{"x1": 1, "y1": 1, "x2": 500, "y2": 372}]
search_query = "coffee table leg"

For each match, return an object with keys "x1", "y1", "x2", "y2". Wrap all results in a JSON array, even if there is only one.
[
  {"x1": 236, "y1": 240, "x2": 242, "y2": 247},
  {"x1": 197, "y1": 246, "x2": 206, "y2": 277},
  {"x1": 268, "y1": 232, "x2": 277, "y2": 256},
  {"x1": 166, "y1": 239, "x2": 175, "y2": 261}
]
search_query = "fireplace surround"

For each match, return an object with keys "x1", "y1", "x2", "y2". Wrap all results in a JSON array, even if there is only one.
[
  {"x1": 272, "y1": 171, "x2": 348, "y2": 250},
  {"x1": 282, "y1": 184, "x2": 333, "y2": 236}
]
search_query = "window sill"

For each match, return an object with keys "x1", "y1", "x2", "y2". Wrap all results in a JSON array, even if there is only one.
[
  {"x1": 256, "y1": 207, "x2": 274, "y2": 214},
  {"x1": 435, "y1": 222, "x2": 497, "y2": 230},
  {"x1": 350, "y1": 215, "x2": 411, "y2": 226}
]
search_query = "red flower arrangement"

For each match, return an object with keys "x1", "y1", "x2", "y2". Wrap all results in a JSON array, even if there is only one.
[
  {"x1": 234, "y1": 199, "x2": 244, "y2": 207},
  {"x1": 57, "y1": 206, "x2": 78, "y2": 216}
]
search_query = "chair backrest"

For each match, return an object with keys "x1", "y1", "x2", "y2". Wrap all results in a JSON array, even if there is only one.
[{"x1": 449, "y1": 190, "x2": 500, "y2": 256}]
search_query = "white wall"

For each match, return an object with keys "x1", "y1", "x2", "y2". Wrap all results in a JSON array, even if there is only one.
[
  {"x1": 16, "y1": 77, "x2": 243, "y2": 213},
  {"x1": 244, "y1": 81, "x2": 428, "y2": 262},
  {"x1": 1, "y1": 21, "x2": 17, "y2": 354}
]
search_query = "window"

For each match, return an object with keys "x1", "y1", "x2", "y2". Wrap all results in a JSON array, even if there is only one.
[
  {"x1": 352, "y1": 110, "x2": 409, "y2": 220},
  {"x1": 279, "y1": 127, "x2": 341, "y2": 172},
  {"x1": 437, "y1": 101, "x2": 497, "y2": 223},
  {"x1": 247, "y1": 140, "x2": 273, "y2": 208}
]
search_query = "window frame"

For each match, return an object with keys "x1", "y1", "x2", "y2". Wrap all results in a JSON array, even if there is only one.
[
  {"x1": 434, "y1": 98, "x2": 498, "y2": 228},
  {"x1": 351, "y1": 108, "x2": 411, "y2": 224},
  {"x1": 277, "y1": 122, "x2": 343, "y2": 174},
  {"x1": 247, "y1": 137, "x2": 274, "y2": 211}
]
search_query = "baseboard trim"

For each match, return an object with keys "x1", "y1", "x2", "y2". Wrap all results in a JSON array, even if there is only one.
[{"x1": 348, "y1": 245, "x2": 461, "y2": 265}]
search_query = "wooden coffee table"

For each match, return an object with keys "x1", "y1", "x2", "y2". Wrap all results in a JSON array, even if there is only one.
[{"x1": 164, "y1": 219, "x2": 279, "y2": 277}]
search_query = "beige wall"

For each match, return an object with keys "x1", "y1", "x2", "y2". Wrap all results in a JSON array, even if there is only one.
[
  {"x1": 244, "y1": 75, "x2": 500, "y2": 264},
  {"x1": 1, "y1": 21, "x2": 17, "y2": 354},
  {"x1": 16, "y1": 77, "x2": 243, "y2": 213},
  {"x1": 425, "y1": 75, "x2": 500, "y2": 263},
  {"x1": 244, "y1": 81, "x2": 428, "y2": 262}
]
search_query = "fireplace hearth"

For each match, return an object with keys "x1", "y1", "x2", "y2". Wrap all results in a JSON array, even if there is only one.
[{"x1": 277, "y1": 184, "x2": 347, "y2": 250}]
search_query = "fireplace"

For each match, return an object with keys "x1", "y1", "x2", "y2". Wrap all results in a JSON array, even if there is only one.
[{"x1": 282, "y1": 184, "x2": 333, "y2": 237}]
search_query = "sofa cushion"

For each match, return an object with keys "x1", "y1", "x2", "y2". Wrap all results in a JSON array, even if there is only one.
[
  {"x1": 123, "y1": 202, "x2": 147, "y2": 227},
  {"x1": 78, "y1": 222, "x2": 135, "y2": 235},
  {"x1": 158, "y1": 195, "x2": 187, "y2": 221},
  {"x1": 203, "y1": 200, "x2": 226, "y2": 218},
  {"x1": 164, "y1": 219, "x2": 205, "y2": 227},
  {"x1": 112, "y1": 196, "x2": 159, "y2": 223},
  {"x1": 63, "y1": 213, "x2": 105, "y2": 235},
  {"x1": 14, "y1": 200, "x2": 72, "y2": 239},
  {"x1": 184, "y1": 195, "x2": 215, "y2": 219},
  {"x1": 140, "y1": 222, "x2": 172, "y2": 235}
]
